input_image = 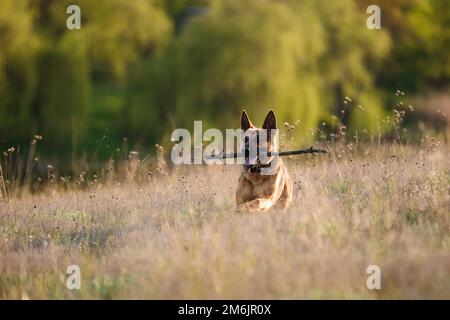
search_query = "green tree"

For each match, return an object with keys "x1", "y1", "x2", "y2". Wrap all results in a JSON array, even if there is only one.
[
  {"x1": 0, "y1": 0, "x2": 172, "y2": 155},
  {"x1": 357, "y1": 0, "x2": 450, "y2": 91},
  {"x1": 128, "y1": 0, "x2": 390, "y2": 145},
  {"x1": 307, "y1": 0, "x2": 390, "y2": 135},
  {"x1": 0, "y1": 0, "x2": 40, "y2": 143}
]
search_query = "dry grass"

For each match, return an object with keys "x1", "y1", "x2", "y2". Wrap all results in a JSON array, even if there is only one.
[{"x1": 0, "y1": 141, "x2": 449, "y2": 299}]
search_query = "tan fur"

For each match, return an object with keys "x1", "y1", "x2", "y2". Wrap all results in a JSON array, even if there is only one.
[{"x1": 235, "y1": 110, "x2": 293, "y2": 212}]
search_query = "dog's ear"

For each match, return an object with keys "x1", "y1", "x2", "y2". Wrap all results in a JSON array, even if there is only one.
[
  {"x1": 241, "y1": 110, "x2": 253, "y2": 131},
  {"x1": 262, "y1": 110, "x2": 277, "y2": 131}
]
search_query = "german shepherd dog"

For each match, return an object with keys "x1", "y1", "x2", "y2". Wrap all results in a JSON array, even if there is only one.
[{"x1": 235, "y1": 110, "x2": 293, "y2": 212}]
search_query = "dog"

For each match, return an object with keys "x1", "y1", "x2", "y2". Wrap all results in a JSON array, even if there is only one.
[{"x1": 235, "y1": 110, "x2": 293, "y2": 212}]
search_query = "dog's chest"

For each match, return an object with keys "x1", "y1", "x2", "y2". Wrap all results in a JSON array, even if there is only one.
[{"x1": 244, "y1": 168, "x2": 283, "y2": 198}]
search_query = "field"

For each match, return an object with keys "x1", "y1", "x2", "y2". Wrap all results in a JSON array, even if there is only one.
[{"x1": 0, "y1": 140, "x2": 449, "y2": 299}]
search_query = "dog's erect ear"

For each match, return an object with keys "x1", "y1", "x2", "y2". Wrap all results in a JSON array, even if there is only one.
[
  {"x1": 241, "y1": 110, "x2": 253, "y2": 131},
  {"x1": 262, "y1": 110, "x2": 277, "y2": 131}
]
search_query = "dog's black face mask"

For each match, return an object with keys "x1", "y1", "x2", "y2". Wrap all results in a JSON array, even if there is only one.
[
  {"x1": 241, "y1": 130, "x2": 275, "y2": 173},
  {"x1": 240, "y1": 110, "x2": 277, "y2": 173},
  {"x1": 241, "y1": 134, "x2": 266, "y2": 172}
]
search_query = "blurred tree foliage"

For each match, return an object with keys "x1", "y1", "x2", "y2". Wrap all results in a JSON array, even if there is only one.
[
  {"x1": 1, "y1": 0, "x2": 171, "y2": 158},
  {"x1": 127, "y1": 0, "x2": 390, "y2": 144},
  {"x1": 0, "y1": 0, "x2": 40, "y2": 142},
  {"x1": 357, "y1": 0, "x2": 450, "y2": 91},
  {"x1": 0, "y1": 0, "x2": 448, "y2": 159}
]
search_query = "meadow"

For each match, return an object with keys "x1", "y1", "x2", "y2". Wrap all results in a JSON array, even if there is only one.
[{"x1": 0, "y1": 137, "x2": 449, "y2": 299}]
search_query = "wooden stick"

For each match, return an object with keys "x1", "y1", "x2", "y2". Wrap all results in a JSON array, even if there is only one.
[
  {"x1": 275, "y1": 146, "x2": 328, "y2": 157},
  {"x1": 212, "y1": 146, "x2": 328, "y2": 159}
]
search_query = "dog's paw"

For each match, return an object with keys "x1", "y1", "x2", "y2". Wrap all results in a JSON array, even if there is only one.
[
  {"x1": 235, "y1": 200, "x2": 268, "y2": 213},
  {"x1": 235, "y1": 203, "x2": 250, "y2": 213}
]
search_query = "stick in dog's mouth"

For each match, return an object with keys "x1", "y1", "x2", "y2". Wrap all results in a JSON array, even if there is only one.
[{"x1": 207, "y1": 146, "x2": 328, "y2": 160}]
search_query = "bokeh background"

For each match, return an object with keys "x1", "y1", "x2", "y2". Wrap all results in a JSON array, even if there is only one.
[{"x1": 0, "y1": 0, "x2": 449, "y2": 165}]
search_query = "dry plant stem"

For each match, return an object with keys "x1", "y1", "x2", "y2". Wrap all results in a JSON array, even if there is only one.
[
  {"x1": 24, "y1": 141, "x2": 37, "y2": 188},
  {"x1": 0, "y1": 162, "x2": 7, "y2": 200}
]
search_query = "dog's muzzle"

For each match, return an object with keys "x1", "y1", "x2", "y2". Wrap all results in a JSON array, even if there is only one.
[{"x1": 245, "y1": 162, "x2": 272, "y2": 173}]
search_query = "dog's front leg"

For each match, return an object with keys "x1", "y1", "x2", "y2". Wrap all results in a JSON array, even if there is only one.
[{"x1": 236, "y1": 198, "x2": 274, "y2": 213}]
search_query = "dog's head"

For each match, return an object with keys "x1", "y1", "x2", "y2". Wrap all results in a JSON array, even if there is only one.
[{"x1": 240, "y1": 110, "x2": 278, "y2": 172}]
